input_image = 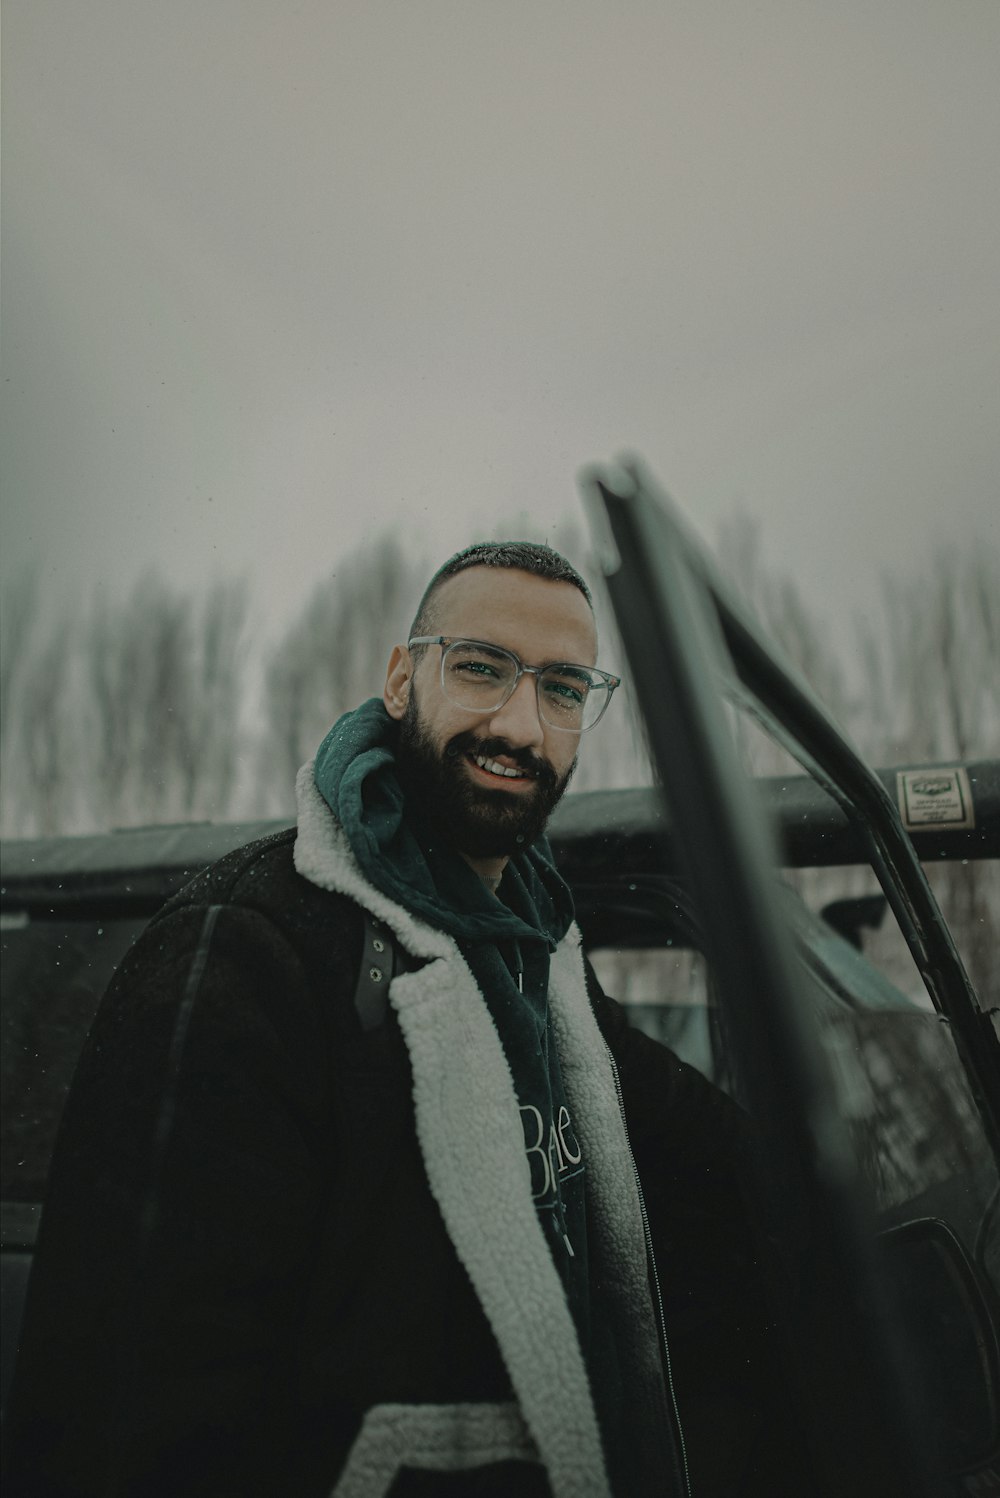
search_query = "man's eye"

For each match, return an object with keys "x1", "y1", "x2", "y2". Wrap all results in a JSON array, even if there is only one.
[
  {"x1": 543, "y1": 676, "x2": 588, "y2": 706},
  {"x1": 452, "y1": 659, "x2": 501, "y2": 679}
]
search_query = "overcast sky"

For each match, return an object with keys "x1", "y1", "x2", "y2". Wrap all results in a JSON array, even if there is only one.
[{"x1": 3, "y1": 0, "x2": 998, "y2": 657}]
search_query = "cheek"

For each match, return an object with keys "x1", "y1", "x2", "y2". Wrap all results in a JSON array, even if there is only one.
[
  {"x1": 544, "y1": 733, "x2": 578, "y2": 781},
  {"x1": 410, "y1": 671, "x2": 471, "y2": 744},
  {"x1": 435, "y1": 704, "x2": 485, "y2": 754}
]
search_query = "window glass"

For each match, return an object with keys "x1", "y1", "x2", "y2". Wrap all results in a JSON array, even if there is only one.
[
  {"x1": 922, "y1": 858, "x2": 1000, "y2": 1009},
  {"x1": 589, "y1": 944, "x2": 714, "y2": 1077}
]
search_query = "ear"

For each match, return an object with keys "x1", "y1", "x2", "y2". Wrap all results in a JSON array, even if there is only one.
[{"x1": 383, "y1": 644, "x2": 413, "y2": 721}]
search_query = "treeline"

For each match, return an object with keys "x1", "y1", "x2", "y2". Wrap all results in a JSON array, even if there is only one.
[
  {"x1": 3, "y1": 520, "x2": 997, "y2": 830},
  {"x1": 0, "y1": 521, "x2": 653, "y2": 838},
  {"x1": 2, "y1": 572, "x2": 252, "y2": 835}
]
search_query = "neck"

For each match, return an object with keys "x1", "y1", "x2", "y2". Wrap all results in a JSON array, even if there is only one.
[{"x1": 460, "y1": 851, "x2": 508, "y2": 883}]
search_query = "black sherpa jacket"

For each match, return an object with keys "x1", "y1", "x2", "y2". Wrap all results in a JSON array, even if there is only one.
[{"x1": 6, "y1": 765, "x2": 774, "y2": 1498}]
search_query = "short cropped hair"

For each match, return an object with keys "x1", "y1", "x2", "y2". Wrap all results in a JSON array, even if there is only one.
[{"x1": 408, "y1": 541, "x2": 593, "y2": 641}]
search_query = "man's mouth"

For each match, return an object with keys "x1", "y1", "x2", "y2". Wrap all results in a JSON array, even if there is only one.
[
  {"x1": 444, "y1": 731, "x2": 554, "y2": 794},
  {"x1": 467, "y1": 752, "x2": 534, "y2": 783}
]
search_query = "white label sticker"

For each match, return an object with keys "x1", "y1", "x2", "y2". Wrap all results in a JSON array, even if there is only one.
[{"x1": 896, "y1": 767, "x2": 976, "y2": 831}]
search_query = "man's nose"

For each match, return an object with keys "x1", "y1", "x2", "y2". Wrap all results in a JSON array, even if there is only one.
[{"x1": 487, "y1": 673, "x2": 545, "y2": 748}]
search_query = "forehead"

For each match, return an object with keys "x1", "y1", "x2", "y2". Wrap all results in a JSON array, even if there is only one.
[{"x1": 430, "y1": 567, "x2": 597, "y2": 665}]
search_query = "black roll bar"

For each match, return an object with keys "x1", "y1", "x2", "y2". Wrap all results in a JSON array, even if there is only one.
[{"x1": 580, "y1": 455, "x2": 950, "y2": 1497}]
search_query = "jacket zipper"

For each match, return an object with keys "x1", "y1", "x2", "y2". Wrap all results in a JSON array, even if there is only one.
[{"x1": 606, "y1": 1045, "x2": 693, "y2": 1498}]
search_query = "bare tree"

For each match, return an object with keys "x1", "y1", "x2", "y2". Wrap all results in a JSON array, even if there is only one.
[
  {"x1": 1, "y1": 572, "x2": 81, "y2": 836},
  {"x1": 1, "y1": 570, "x2": 41, "y2": 835},
  {"x1": 0, "y1": 568, "x2": 40, "y2": 738},
  {"x1": 183, "y1": 578, "x2": 250, "y2": 817},
  {"x1": 0, "y1": 572, "x2": 250, "y2": 836},
  {"x1": 256, "y1": 537, "x2": 431, "y2": 814},
  {"x1": 858, "y1": 547, "x2": 1000, "y2": 764},
  {"x1": 84, "y1": 574, "x2": 250, "y2": 828},
  {"x1": 854, "y1": 544, "x2": 1000, "y2": 1002},
  {"x1": 13, "y1": 617, "x2": 75, "y2": 836},
  {"x1": 715, "y1": 511, "x2": 851, "y2": 779}
]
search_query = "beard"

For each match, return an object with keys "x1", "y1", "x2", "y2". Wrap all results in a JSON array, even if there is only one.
[{"x1": 396, "y1": 687, "x2": 576, "y2": 859}]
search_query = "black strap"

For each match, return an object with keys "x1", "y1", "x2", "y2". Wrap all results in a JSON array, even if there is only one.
[{"x1": 352, "y1": 911, "x2": 398, "y2": 1031}]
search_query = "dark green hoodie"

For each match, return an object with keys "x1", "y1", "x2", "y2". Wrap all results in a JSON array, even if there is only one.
[{"x1": 314, "y1": 698, "x2": 593, "y2": 1354}]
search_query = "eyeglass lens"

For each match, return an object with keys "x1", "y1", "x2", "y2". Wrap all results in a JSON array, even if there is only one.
[{"x1": 441, "y1": 641, "x2": 607, "y2": 730}]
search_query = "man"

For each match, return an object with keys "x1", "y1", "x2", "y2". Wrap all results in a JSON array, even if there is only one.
[{"x1": 6, "y1": 542, "x2": 774, "y2": 1497}]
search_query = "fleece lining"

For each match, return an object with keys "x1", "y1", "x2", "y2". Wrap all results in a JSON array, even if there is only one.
[
  {"x1": 332, "y1": 1401, "x2": 536, "y2": 1497},
  {"x1": 548, "y1": 936, "x2": 679, "y2": 1485}
]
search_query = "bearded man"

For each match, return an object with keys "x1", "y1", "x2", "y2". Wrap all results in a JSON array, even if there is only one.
[{"x1": 7, "y1": 543, "x2": 779, "y2": 1498}]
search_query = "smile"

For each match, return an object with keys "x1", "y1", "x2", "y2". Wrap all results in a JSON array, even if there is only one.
[{"x1": 468, "y1": 753, "x2": 533, "y2": 782}]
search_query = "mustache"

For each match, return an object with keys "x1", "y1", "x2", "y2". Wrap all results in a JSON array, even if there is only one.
[{"x1": 444, "y1": 731, "x2": 559, "y2": 793}]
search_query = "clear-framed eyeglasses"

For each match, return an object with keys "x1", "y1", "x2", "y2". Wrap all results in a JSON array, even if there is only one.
[{"x1": 407, "y1": 636, "x2": 621, "y2": 733}]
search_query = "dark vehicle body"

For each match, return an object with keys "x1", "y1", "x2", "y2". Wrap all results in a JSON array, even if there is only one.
[{"x1": 2, "y1": 460, "x2": 999, "y2": 1493}]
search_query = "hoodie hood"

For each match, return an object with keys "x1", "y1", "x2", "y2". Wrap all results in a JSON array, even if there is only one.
[{"x1": 313, "y1": 697, "x2": 575, "y2": 950}]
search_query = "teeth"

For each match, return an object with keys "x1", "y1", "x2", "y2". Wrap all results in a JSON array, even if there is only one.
[{"x1": 474, "y1": 754, "x2": 528, "y2": 779}]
